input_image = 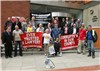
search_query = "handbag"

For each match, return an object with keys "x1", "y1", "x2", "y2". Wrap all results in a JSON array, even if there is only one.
[{"x1": 49, "y1": 45, "x2": 55, "y2": 55}]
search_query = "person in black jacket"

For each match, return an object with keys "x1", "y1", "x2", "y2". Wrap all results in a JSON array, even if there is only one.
[
  {"x1": 69, "y1": 18, "x2": 75, "y2": 27},
  {"x1": 86, "y1": 25, "x2": 98, "y2": 58},
  {"x1": 4, "y1": 17, "x2": 13, "y2": 31},
  {"x1": 68, "y1": 25, "x2": 73, "y2": 34},
  {"x1": 54, "y1": 38, "x2": 61, "y2": 56},
  {"x1": 60, "y1": 18, "x2": 66, "y2": 35},
  {"x1": 12, "y1": 18, "x2": 22, "y2": 31},
  {"x1": 2, "y1": 26, "x2": 13, "y2": 58},
  {"x1": 67, "y1": 18, "x2": 75, "y2": 34}
]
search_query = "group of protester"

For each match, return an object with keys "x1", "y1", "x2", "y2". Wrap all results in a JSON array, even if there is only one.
[{"x1": 2, "y1": 16, "x2": 98, "y2": 59}]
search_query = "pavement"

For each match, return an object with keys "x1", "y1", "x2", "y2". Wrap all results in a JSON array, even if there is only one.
[{"x1": 0, "y1": 50, "x2": 100, "y2": 71}]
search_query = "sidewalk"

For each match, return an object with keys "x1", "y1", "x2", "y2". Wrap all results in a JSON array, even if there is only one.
[{"x1": 0, "y1": 51, "x2": 100, "y2": 71}]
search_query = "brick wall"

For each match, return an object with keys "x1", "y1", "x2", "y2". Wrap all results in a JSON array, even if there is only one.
[{"x1": 1, "y1": 1, "x2": 30, "y2": 32}]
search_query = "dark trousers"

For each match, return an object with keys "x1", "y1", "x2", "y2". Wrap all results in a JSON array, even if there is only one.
[
  {"x1": 5, "y1": 43, "x2": 12, "y2": 57},
  {"x1": 54, "y1": 47, "x2": 60, "y2": 56},
  {"x1": 14, "y1": 41, "x2": 22, "y2": 56}
]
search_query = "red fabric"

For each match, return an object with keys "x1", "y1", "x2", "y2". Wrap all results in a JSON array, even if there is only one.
[
  {"x1": 79, "y1": 29, "x2": 86, "y2": 40},
  {"x1": 20, "y1": 32, "x2": 43, "y2": 48},
  {"x1": 60, "y1": 34, "x2": 78, "y2": 50}
]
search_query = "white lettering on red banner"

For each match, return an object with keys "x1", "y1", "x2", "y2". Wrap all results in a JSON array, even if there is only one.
[
  {"x1": 20, "y1": 32, "x2": 43, "y2": 48},
  {"x1": 60, "y1": 34, "x2": 78, "y2": 50}
]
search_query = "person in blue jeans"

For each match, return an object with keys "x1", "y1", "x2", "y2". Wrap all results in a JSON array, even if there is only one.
[{"x1": 86, "y1": 25, "x2": 98, "y2": 58}]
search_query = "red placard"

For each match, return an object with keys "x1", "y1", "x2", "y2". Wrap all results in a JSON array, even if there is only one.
[
  {"x1": 60, "y1": 34, "x2": 79, "y2": 50},
  {"x1": 20, "y1": 32, "x2": 43, "y2": 48}
]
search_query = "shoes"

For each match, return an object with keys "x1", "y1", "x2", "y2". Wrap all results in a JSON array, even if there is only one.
[
  {"x1": 5, "y1": 56, "x2": 12, "y2": 58},
  {"x1": 92, "y1": 56, "x2": 95, "y2": 59},
  {"x1": 9, "y1": 56, "x2": 13, "y2": 58},
  {"x1": 92, "y1": 51, "x2": 95, "y2": 59},
  {"x1": 5, "y1": 56, "x2": 8, "y2": 59},
  {"x1": 77, "y1": 52, "x2": 81, "y2": 54},
  {"x1": 20, "y1": 55, "x2": 23, "y2": 56},
  {"x1": 14, "y1": 55, "x2": 17, "y2": 57},
  {"x1": 88, "y1": 55, "x2": 91, "y2": 57}
]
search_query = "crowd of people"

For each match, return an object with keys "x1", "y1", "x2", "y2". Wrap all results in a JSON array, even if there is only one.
[{"x1": 2, "y1": 16, "x2": 98, "y2": 59}]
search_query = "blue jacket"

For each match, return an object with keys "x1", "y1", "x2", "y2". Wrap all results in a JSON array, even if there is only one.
[{"x1": 51, "y1": 28, "x2": 60, "y2": 39}]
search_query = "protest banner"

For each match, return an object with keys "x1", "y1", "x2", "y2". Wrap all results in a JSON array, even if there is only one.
[
  {"x1": 60, "y1": 34, "x2": 78, "y2": 50},
  {"x1": 20, "y1": 32, "x2": 43, "y2": 48}
]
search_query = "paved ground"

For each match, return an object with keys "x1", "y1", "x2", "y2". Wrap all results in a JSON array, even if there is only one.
[{"x1": 0, "y1": 51, "x2": 100, "y2": 71}]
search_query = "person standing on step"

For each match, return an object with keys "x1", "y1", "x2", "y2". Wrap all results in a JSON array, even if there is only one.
[
  {"x1": 13, "y1": 25, "x2": 23, "y2": 57},
  {"x1": 86, "y1": 25, "x2": 98, "y2": 58},
  {"x1": 43, "y1": 29, "x2": 52, "y2": 56},
  {"x1": 77, "y1": 25, "x2": 86, "y2": 54},
  {"x1": 2, "y1": 26, "x2": 13, "y2": 58}
]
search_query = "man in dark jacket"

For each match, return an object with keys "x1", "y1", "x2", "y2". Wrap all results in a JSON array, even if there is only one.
[
  {"x1": 60, "y1": 18, "x2": 66, "y2": 35},
  {"x1": 4, "y1": 17, "x2": 13, "y2": 31},
  {"x1": 2, "y1": 26, "x2": 13, "y2": 58},
  {"x1": 69, "y1": 18, "x2": 75, "y2": 27},
  {"x1": 67, "y1": 18, "x2": 75, "y2": 34},
  {"x1": 86, "y1": 25, "x2": 98, "y2": 58},
  {"x1": 68, "y1": 25, "x2": 73, "y2": 34},
  {"x1": 12, "y1": 18, "x2": 22, "y2": 31}
]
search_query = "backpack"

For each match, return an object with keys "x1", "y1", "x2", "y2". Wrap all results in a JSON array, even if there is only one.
[{"x1": 92, "y1": 30, "x2": 98, "y2": 43}]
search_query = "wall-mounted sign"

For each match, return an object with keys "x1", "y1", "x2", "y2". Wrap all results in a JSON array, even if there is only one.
[
  {"x1": 92, "y1": 16, "x2": 98, "y2": 22},
  {"x1": 32, "y1": 13, "x2": 51, "y2": 24}
]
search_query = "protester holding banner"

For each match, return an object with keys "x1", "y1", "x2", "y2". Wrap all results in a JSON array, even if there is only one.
[
  {"x1": 43, "y1": 29, "x2": 52, "y2": 56},
  {"x1": 36, "y1": 23, "x2": 44, "y2": 32},
  {"x1": 86, "y1": 25, "x2": 98, "y2": 58},
  {"x1": 77, "y1": 25, "x2": 86, "y2": 54},
  {"x1": 13, "y1": 25, "x2": 23, "y2": 57}
]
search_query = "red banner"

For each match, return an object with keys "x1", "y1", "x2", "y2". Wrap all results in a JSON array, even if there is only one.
[
  {"x1": 60, "y1": 34, "x2": 79, "y2": 50},
  {"x1": 20, "y1": 32, "x2": 43, "y2": 48}
]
